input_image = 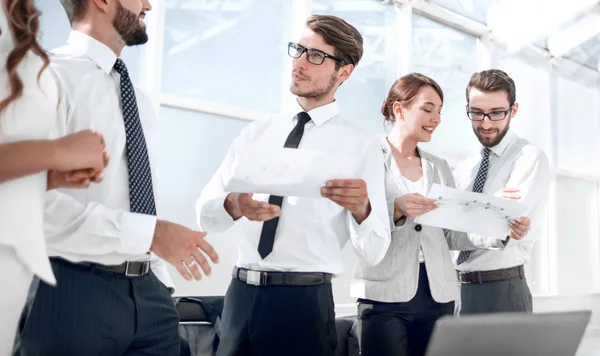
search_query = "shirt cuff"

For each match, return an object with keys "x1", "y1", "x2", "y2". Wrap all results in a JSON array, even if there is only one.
[
  {"x1": 119, "y1": 212, "x2": 156, "y2": 254},
  {"x1": 150, "y1": 255, "x2": 175, "y2": 294},
  {"x1": 347, "y1": 209, "x2": 388, "y2": 245},
  {"x1": 198, "y1": 194, "x2": 236, "y2": 233},
  {"x1": 347, "y1": 209, "x2": 389, "y2": 266},
  {"x1": 348, "y1": 209, "x2": 374, "y2": 237},
  {"x1": 393, "y1": 215, "x2": 408, "y2": 231}
]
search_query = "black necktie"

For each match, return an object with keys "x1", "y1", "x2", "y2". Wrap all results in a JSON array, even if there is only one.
[
  {"x1": 257, "y1": 112, "x2": 312, "y2": 259},
  {"x1": 113, "y1": 59, "x2": 156, "y2": 216}
]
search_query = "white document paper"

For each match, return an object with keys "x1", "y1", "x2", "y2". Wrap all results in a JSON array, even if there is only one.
[
  {"x1": 224, "y1": 145, "x2": 363, "y2": 198},
  {"x1": 414, "y1": 183, "x2": 527, "y2": 238}
]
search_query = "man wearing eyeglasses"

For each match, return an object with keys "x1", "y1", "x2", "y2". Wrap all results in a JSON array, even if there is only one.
[
  {"x1": 196, "y1": 15, "x2": 390, "y2": 356},
  {"x1": 453, "y1": 69, "x2": 550, "y2": 314}
]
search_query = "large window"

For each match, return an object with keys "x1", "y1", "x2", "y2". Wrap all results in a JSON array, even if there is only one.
[
  {"x1": 162, "y1": 0, "x2": 293, "y2": 114},
  {"x1": 309, "y1": 0, "x2": 397, "y2": 134},
  {"x1": 430, "y1": 0, "x2": 494, "y2": 23},
  {"x1": 411, "y1": 14, "x2": 480, "y2": 160},
  {"x1": 555, "y1": 176, "x2": 600, "y2": 294},
  {"x1": 556, "y1": 76, "x2": 600, "y2": 176},
  {"x1": 157, "y1": 107, "x2": 248, "y2": 297}
]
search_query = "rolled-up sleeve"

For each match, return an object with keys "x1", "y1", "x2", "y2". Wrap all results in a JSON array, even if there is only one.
[{"x1": 347, "y1": 138, "x2": 391, "y2": 266}]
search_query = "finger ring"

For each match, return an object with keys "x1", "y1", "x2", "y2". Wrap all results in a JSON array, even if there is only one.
[{"x1": 182, "y1": 259, "x2": 195, "y2": 267}]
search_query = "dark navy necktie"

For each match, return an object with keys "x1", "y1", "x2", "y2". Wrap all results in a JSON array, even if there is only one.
[
  {"x1": 257, "y1": 112, "x2": 312, "y2": 259},
  {"x1": 457, "y1": 147, "x2": 491, "y2": 265},
  {"x1": 113, "y1": 58, "x2": 156, "y2": 216}
]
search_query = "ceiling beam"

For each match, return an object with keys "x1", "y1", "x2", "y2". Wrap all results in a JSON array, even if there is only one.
[{"x1": 547, "y1": 8, "x2": 600, "y2": 57}]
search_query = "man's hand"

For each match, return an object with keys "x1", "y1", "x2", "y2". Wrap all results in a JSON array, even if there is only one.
[
  {"x1": 52, "y1": 130, "x2": 107, "y2": 173},
  {"x1": 150, "y1": 220, "x2": 219, "y2": 281},
  {"x1": 224, "y1": 193, "x2": 280, "y2": 222},
  {"x1": 498, "y1": 188, "x2": 530, "y2": 241},
  {"x1": 47, "y1": 152, "x2": 110, "y2": 190},
  {"x1": 508, "y1": 216, "x2": 530, "y2": 240},
  {"x1": 394, "y1": 193, "x2": 437, "y2": 219},
  {"x1": 321, "y1": 179, "x2": 371, "y2": 224}
]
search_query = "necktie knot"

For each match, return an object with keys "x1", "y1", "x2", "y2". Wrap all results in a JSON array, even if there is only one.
[
  {"x1": 113, "y1": 58, "x2": 128, "y2": 76},
  {"x1": 482, "y1": 147, "x2": 491, "y2": 158},
  {"x1": 296, "y1": 112, "x2": 311, "y2": 126}
]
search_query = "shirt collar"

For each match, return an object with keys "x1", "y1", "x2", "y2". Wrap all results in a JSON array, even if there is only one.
[
  {"x1": 67, "y1": 30, "x2": 118, "y2": 75},
  {"x1": 290, "y1": 99, "x2": 339, "y2": 126},
  {"x1": 485, "y1": 129, "x2": 515, "y2": 157}
]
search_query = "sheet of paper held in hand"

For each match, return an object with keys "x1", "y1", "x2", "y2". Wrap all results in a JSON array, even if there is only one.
[
  {"x1": 414, "y1": 183, "x2": 527, "y2": 238},
  {"x1": 224, "y1": 145, "x2": 363, "y2": 198}
]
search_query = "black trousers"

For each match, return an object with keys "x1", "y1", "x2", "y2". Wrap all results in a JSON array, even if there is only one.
[
  {"x1": 358, "y1": 264, "x2": 454, "y2": 356},
  {"x1": 459, "y1": 273, "x2": 532, "y2": 315},
  {"x1": 18, "y1": 259, "x2": 181, "y2": 356},
  {"x1": 216, "y1": 278, "x2": 337, "y2": 356}
]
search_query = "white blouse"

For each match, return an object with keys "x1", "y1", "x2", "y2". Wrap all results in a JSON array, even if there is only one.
[
  {"x1": 0, "y1": 3, "x2": 58, "y2": 284},
  {"x1": 402, "y1": 176, "x2": 426, "y2": 263}
]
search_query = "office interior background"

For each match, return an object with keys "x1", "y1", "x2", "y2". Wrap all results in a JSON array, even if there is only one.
[{"x1": 35, "y1": 0, "x2": 600, "y2": 351}]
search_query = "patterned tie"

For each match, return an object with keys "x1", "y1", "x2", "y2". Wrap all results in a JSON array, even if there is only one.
[
  {"x1": 113, "y1": 59, "x2": 156, "y2": 216},
  {"x1": 257, "y1": 112, "x2": 312, "y2": 259},
  {"x1": 456, "y1": 147, "x2": 491, "y2": 265}
]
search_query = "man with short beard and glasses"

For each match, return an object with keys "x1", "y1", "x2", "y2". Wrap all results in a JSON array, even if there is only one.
[
  {"x1": 17, "y1": 1, "x2": 219, "y2": 355},
  {"x1": 453, "y1": 69, "x2": 550, "y2": 315},
  {"x1": 196, "y1": 14, "x2": 390, "y2": 356}
]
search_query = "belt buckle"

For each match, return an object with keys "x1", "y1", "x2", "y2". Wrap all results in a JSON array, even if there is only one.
[
  {"x1": 124, "y1": 261, "x2": 149, "y2": 277},
  {"x1": 246, "y1": 270, "x2": 266, "y2": 286}
]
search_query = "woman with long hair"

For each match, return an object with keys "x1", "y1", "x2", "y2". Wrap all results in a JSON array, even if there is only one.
[
  {"x1": 351, "y1": 73, "x2": 532, "y2": 356},
  {"x1": 0, "y1": 0, "x2": 107, "y2": 351}
]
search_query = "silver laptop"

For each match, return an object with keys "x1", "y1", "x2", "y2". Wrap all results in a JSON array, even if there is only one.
[{"x1": 426, "y1": 310, "x2": 592, "y2": 356}]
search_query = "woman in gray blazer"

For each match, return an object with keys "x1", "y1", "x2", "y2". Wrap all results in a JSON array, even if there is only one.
[{"x1": 351, "y1": 73, "x2": 532, "y2": 356}]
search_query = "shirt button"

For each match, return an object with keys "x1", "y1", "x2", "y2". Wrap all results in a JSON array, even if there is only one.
[{"x1": 415, "y1": 224, "x2": 422, "y2": 232}]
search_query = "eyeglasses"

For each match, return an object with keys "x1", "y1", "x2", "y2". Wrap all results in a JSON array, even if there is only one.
[
  {"x1": 287, "y1": 42, "x2": 346, "y2": 66},
  {"x1": 466, "y1": 106, "x2": 513, "y2": 121}
]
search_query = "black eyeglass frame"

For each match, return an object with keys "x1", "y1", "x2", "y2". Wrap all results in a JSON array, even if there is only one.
[
  {"x1": 466, "y1": 105, "x2": 514, "y2": 121},
  {"x1": 287, "y1": 42, "x2": 347, "y2": 65}
]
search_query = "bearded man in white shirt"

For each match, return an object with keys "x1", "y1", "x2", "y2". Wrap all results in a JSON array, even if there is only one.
[
  {"x1": 17, "y1": 1, "x2": 218, "y2": 355},
  {"x1": 196, "y1": 14, "x2": 390, "y2": 356},
  {"x1": 453, "y1": 69, "x2": 551, "y2": 314}
]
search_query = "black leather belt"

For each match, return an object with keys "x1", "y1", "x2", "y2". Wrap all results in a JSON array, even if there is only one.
[
  {"x1": 457, "y1": 265, "x2": 524, "y2": 284},
  {"x1": 232, "y1": 267, "x2": 332, "y2": 286},
  {"x1": 51, "y1": 257, "x2": 151, "y2": 277}
]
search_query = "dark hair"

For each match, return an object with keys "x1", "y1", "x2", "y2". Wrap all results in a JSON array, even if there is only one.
[
  {"x1": 466, "y1": 69, "x2": 516, "y2": 106},
  {"x1": 381, "y1": 73, "x2": 444, "y2": 124},
  {"x1": 0, "y1": 0, "x2": 50, "y2": 115},
  {"x1": 58, "y1": 0, "x2": 88, "y2": 24},
  {"x1": 306, "y1": 14, "x2": 363, "y2": 69}
]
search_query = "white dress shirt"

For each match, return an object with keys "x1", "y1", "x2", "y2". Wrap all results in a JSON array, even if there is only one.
[
  {"x1": 43, "y1": 31, "x2": 173, "y2": 289},
  {"x1": 453, "y1": 130, "x2": 551, "y2": 272},
  {"x1": 0, "y1": 5, "x2": 57, "y2": 284},
  {"x1": 196, "y1": 100, "x2": 390, "y2": 275}
]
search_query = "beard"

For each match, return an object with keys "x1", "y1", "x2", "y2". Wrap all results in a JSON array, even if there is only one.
[
  {"x1": 473, "y1": 121, "x2": 510, "y2": 147},
  {"x1": 290, "y1": 70, "x2": 337, "y2": 101},
  {"x1": 113, "y1": 0, "x2": 148, "y2": 46}
]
